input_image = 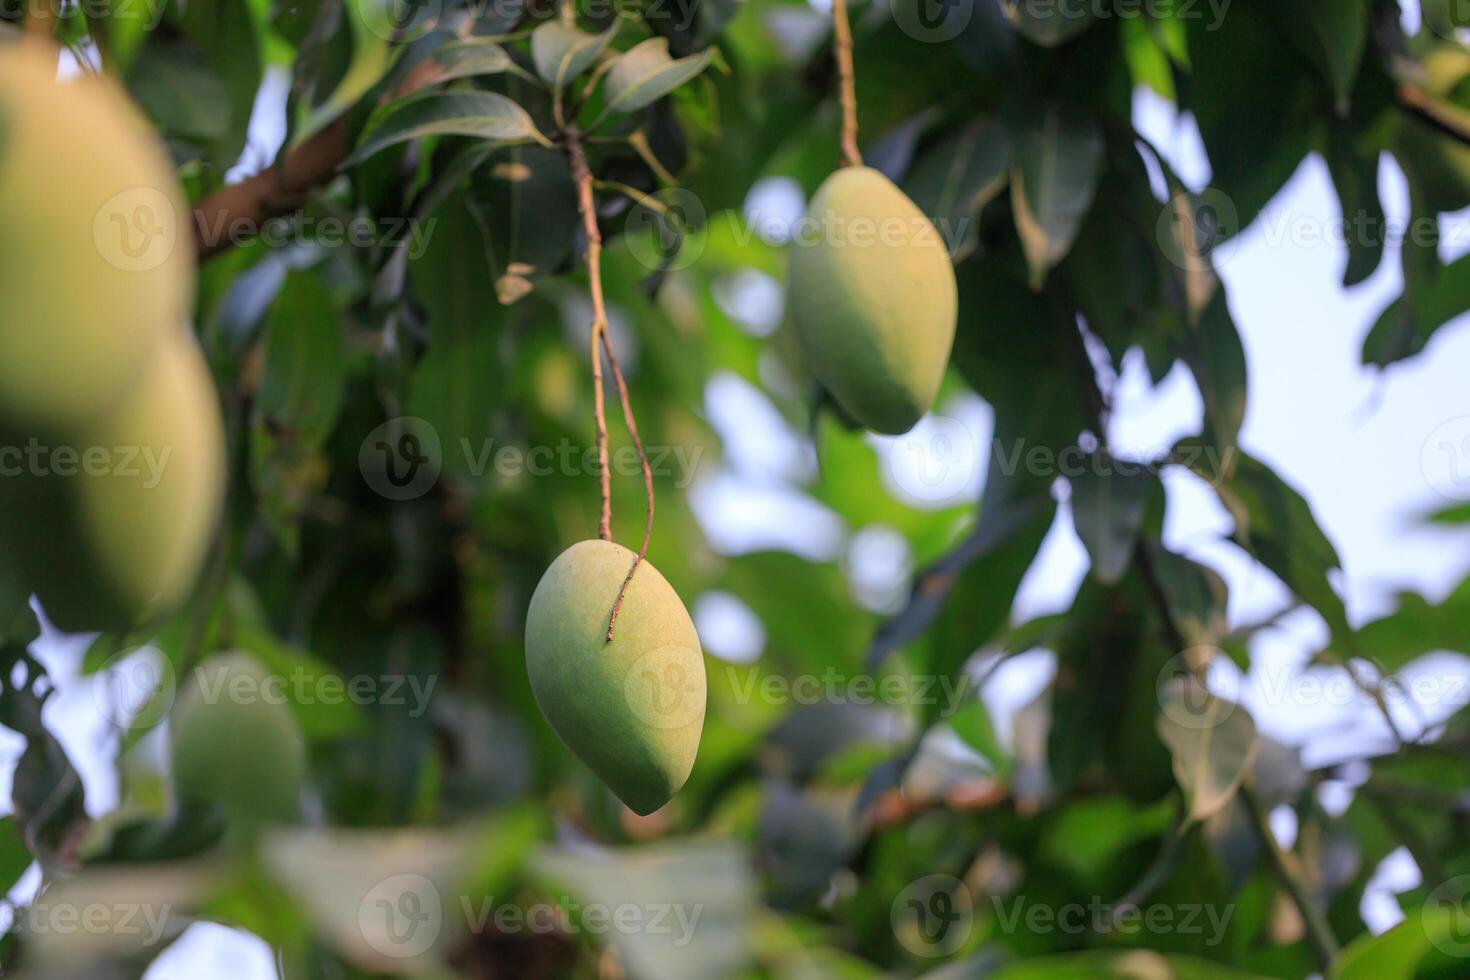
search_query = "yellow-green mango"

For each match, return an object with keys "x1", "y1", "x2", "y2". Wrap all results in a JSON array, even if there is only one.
[
  {"x1": 0, "y1": 335, "x2": 225, "y2": 632},
  {"x1": 170, "y1": 652, "x2": 306, "y2": 824},
  {"x1": 788, "y1": 166, "x2": 957, "y2": 434},
  {"x1": 525, "y1": 540, "x2": 706, "y2": 815},
  {"x1": 0, "y1": 41, "x2": 193, "y2": 431}
]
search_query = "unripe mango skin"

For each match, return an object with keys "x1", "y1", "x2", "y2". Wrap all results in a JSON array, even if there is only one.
[
  {"x1": 788, "y1": 167, "x2": 957, "y2": 435},
  {"x1": 525, "y1": 540, "x2": 706, "y2": 815},
  {"x1": 0, "y1": 42, "x2": 194, "y2": 431},
  {"x1": 170, "y1": 652, "x2": 306, "y2": 825},
  {"x1": 0, "y1": 335, "x2": 225, "y2": 632}
]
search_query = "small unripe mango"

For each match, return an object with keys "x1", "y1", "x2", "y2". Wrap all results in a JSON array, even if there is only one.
[
  {"x1": 0, "y1": 335, "x2": 225, "y2": 632},
  {"x1": 0, "y1": 41, "x2": 194, "y2": 431},
  {"x1": 171, "y1": 652, "x2": 306, "y2": 825},
  {"x1": 788, "y1": 167, "x2": 957, "y2": 434},
  {"x1": 525, "y1": 540, "x2": 706, "y2": 815}
]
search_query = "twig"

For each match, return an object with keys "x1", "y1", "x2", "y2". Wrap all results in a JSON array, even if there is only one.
[
  {"x1": 1240, "y1": 785, "x2": 1341, "y2": 967},
  {"x1": 1398, "y1": 82, "x2": 1470, "y2": 149},
  {"x1": 599, "y1": 328, "x2": 653, "y2": 641},
  {"x1": 565, "y1": 126, "x2": 613, "y2": 544},
  {"x1": 830, "y1": 0, "x2": 862, "y2": 168}
]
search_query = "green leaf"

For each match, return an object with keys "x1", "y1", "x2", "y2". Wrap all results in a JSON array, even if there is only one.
[
  {"x1": 1008, "y1": 105, "x2": 1103, "y2": 287},
  {"x1": 1208, "y1": 451, "x2": 1351, "y2": 641},
  {"x1": 427, "y1": 38, "x2": 534, "y2": 86},
  {"x1": 346, "y1": 90, "x2": 548, "y2": 166},
  {"x1": 1070, "y1": 454, "x2": 1156, "y2": 585},
  {"x1": 296, "y1": 0, "x2": 401, "y2": 145},
  {"x1": 1157, "y1": 681, "x2": 1258, "y2": 822},
  {"x1": 406, "y1": 188, "x2": 503, "y2": 480},
  {"x1": 531, "y1": 20, "x2": 618, "y2": 90},
  {"x1": 255, "y1": 273, "x2": 348, "y2": 448},
  {"x1": 601, "y1": 38, "x2": 714, "y2": 116},
  {"x1": 1326, "y1": 131, "x2": 1386, "y2": 288},
  {"x1": 1348, "y1": 579, "x2": 1470, "y2": 671},
  {"x1": 1332, "y1": 902, "x2": 1462, "y2": 980},
  {"x1": 902, "y1": 118, "x2": 1010, "y2": 261},
  {"x1": 1269, "y1": 0, "x2": 1367, "y2": 110},
  {"x1": 0, "y1": 817, "x2": 32, "y2": 892},
  {"x1": 1181, "y1": 291, "x2": 1247, "y2": 461}
]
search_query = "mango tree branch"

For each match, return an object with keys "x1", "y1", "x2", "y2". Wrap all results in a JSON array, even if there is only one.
[
  {"x1": 599, "y1": 327, "x2": 653, "y2": 641},
  {"x1": 830, "y1": 0, "x2": 862, "y2": 168},
  {"x1": 565, "y1": 126, "x2": 614, "y2": 546},
  {"x1": 192, "y1": 117, "x2": 349, "y2": 263}
]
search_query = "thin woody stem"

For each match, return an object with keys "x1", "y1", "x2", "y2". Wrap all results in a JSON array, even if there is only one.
[
  {"x1": 831, "y1": 0, "x2": 862, "y2": 168},
  {"x1": 600, "y1": 329, "x2": 653, "y2": 641},
  {"x1": 566, "y1": 126, "x2": 612, "y2": 543}
]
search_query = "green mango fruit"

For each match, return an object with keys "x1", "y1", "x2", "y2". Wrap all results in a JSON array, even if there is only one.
[
  {"x1": 0, "y1": 335, "x2": 225, "y2": 632},
  {"x1": 525, "y1": 540, "x2": 706, "y2": 815},
  {"x1": 171, "y1": 652, "x2": 306, "y2": 825},
  {"x1": 0, "y1": 41, "x2": 194, "y2": 431},
  {"x1": 788, "y1": 166, "x2": 957, "y2": 434}
]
